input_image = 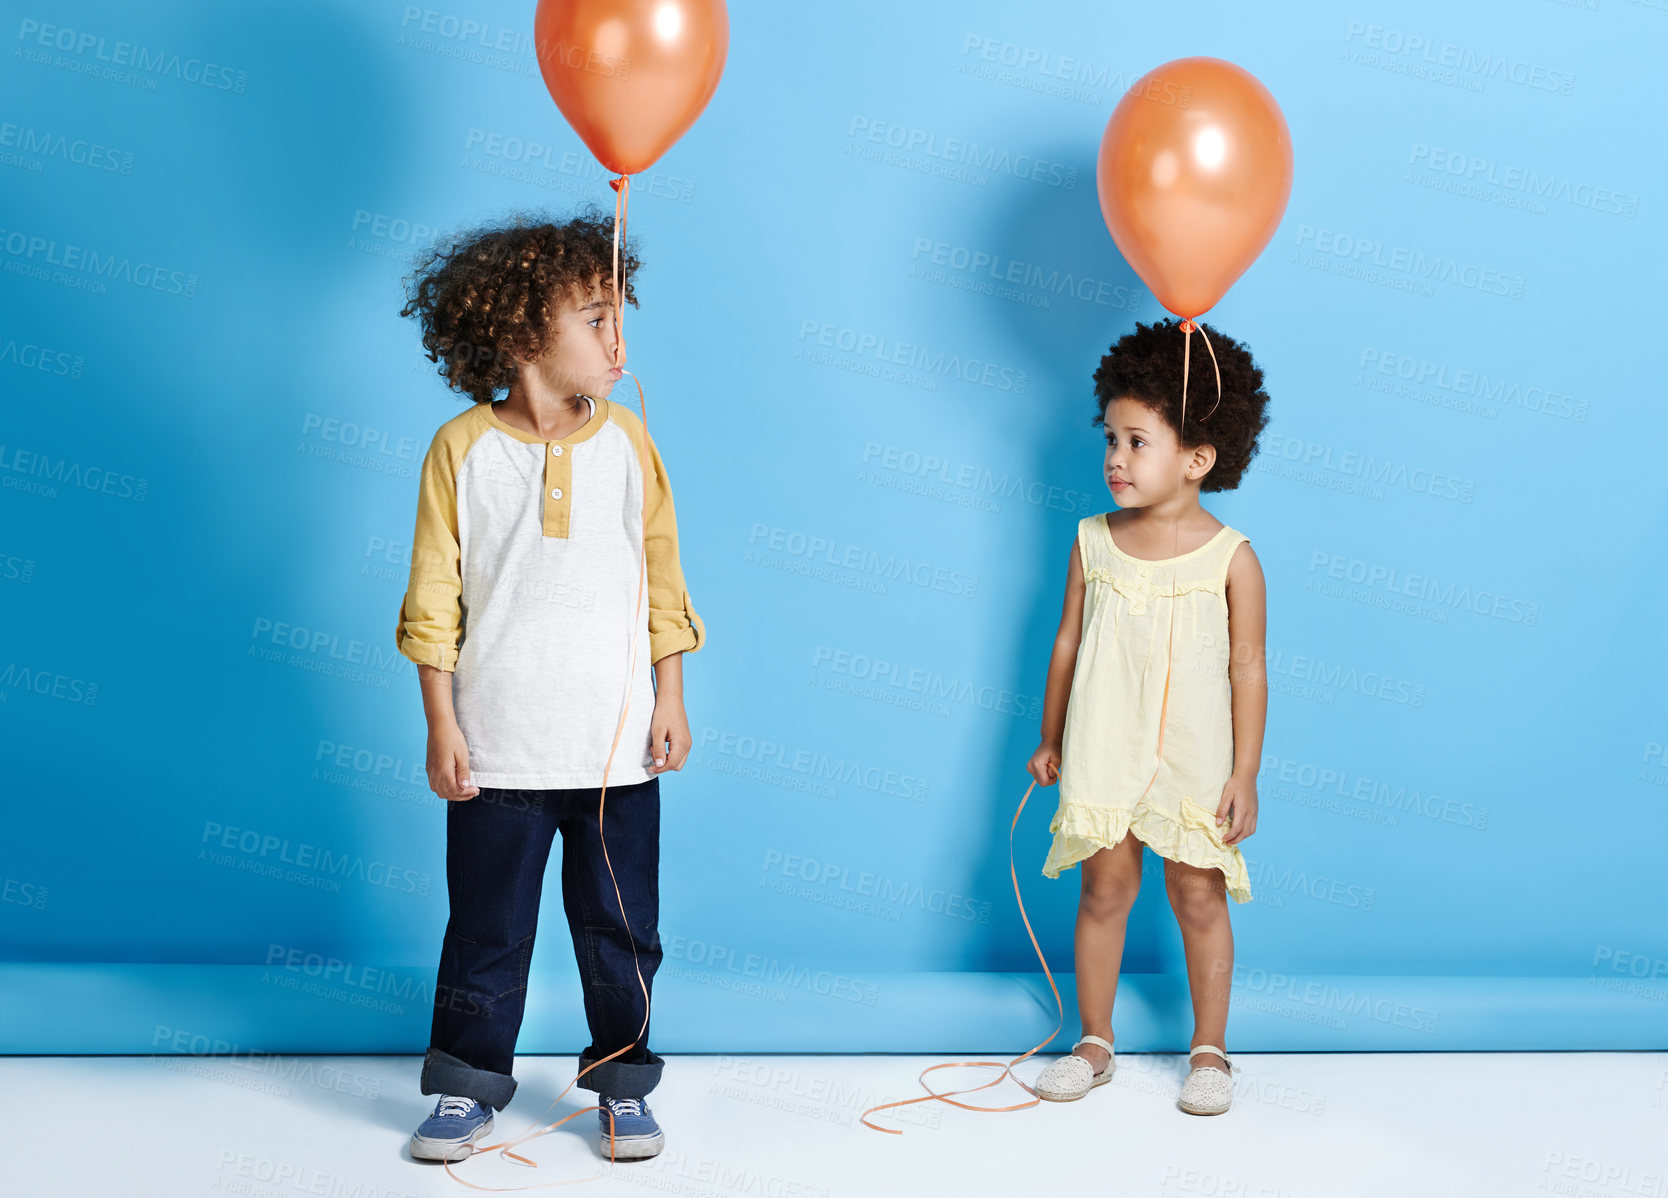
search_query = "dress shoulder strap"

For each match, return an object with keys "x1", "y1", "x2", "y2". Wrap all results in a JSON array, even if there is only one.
[
  {"x1": 1211, "y1": 527, "x2": 1251, "y2": 592},
  {"x1": 1077, "y1": 513, "x2": 1114, "y2": 577}
]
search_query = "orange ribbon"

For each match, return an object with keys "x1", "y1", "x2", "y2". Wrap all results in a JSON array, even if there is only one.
[
  {"x1": 861, "y1": 318, "x2": 1223, "y2": 1133},
  {"x1": 608, "y1": 174, "x2": 630, "y2": 368},
  {"x1": 858, "y1": 776, "x2": 1065, "y2": 1131},
  {"x1": 440, "y1": 173, "x2": 652, "y2": 1189},
  {"x1": 1136, "y1": 318, "x2": 1221, "y2": 805}
]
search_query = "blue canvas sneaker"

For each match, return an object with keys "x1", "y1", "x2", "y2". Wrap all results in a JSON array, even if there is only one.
[
  {"x1": 410, "y1": 1094, "x2": 495, "y2": 1161},
  {"x1": 598, "y1": 1096, "x2": 664, "y2": 1160}
]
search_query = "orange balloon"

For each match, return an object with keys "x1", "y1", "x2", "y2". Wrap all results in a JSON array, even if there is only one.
[
  {"x1": 534, "y1": 0, "x2": 729, "y2": 176},
  {"x1": 1096, "y1": 56, "x2": 1293, "y2": 319}
]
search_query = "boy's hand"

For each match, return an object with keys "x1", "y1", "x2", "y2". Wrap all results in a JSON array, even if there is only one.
[
  {"x1": 647, "y1": 695, "x2": 692, "y2": 774},
  {"x1": 427, "y1": 722, "x2": 481, "y2": 801},
  {"x1": 1026, "y1": 742, "x2": 1062, "y2": 787},
  {"x1": 1217, "y1": 772, "x2": 1259, "y2": 846}
]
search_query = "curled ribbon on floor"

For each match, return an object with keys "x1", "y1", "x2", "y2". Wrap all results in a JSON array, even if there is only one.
[
  {"x1": 860, "y1": 320, "x2": 1222, "y2": 1133},
  {"x1": 441, "y1": 173, "x2": 655, "y2": 1190},
  {"x1": 858, "y1": 775, "x2": 1064, "y2": 1131}
]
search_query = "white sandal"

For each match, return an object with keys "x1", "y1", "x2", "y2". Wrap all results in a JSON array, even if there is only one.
[
  {"x1": 1177, "y1": 1043, "x2": 1240, "y2": 1115},
  {"x1": 1035, "y1": 1035, "x2": 1115, "y2": 1102}
]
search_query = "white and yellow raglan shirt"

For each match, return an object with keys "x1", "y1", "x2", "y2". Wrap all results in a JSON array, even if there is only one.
[{"x1": 395, "y1": 395, "x2": 705, "y2": 790}]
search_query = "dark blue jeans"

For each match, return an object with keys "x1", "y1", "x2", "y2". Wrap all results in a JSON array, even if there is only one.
[{"x1": 419, "y1": 777, "x2": 664, "y2": 1111}]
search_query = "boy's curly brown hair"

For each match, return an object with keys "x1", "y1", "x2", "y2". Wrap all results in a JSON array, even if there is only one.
[
  {"x1": 399, "y1": 204, "x2": 641, "y2": 405},
  {"x1": 1091, "y1": 316, "x2": 1272, "y2": 492}
]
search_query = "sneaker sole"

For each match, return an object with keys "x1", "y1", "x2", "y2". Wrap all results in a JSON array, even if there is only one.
[
  {"x1": 410, "y1": 1114, "x2": 494, "y2": 1161},
  {"x1": 1036, "y1": 1065, "x2": 1115, "y2": 1102},
  {"x1": 601, "y1": 1129, "x2": 665, "y2": 1160}
]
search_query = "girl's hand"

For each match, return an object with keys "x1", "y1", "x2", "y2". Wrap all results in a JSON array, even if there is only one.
[
  {"x1": 647, "y1": 695, "x2": 692, "y2": 774},
  {"x1": 1217, "y1": 773, "x2": 1259, "y2": 846},
  {"x1": 1027, "y1": 742, "x2": 1062, "y2": 787}
]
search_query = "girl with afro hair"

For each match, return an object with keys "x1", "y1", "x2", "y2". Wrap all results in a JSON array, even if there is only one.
[{"x1": 1026, "y1": 317, "x2": 1272, "y2": 1117}]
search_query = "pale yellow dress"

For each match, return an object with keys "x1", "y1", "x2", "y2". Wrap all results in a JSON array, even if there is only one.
[{"x1": 1042, "y1": 513, "x2": 1253, "y2": 903}]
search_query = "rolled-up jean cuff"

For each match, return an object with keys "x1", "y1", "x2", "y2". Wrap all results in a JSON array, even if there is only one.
[
  {"x1": 576, "y1": 1051, "x2": 664, "y2": 1099},
  {"x1": 420, "y1": 1047, "x2": 518, "y2": 1112}
]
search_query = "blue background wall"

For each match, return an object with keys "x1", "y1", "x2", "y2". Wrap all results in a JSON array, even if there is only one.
[{"x1": 4, "y1": 0, "x2": 1664, "y2": 1055}]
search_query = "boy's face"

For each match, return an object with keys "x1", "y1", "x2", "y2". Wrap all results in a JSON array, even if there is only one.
[
  {"x1": 1101, "y1": 396, "x2": 1213, "y2": 506},
  {"x1": 521, "y1": 275, "x2": 625, "y2": 400}
]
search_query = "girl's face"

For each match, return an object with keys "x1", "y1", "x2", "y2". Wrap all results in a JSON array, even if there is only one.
[
  {"x1": 519, "y1": 275, "x2": 625, "y2": 401},
  {"x1": 1102, "y1": 396, "x2": 1205, "y2": 507}
]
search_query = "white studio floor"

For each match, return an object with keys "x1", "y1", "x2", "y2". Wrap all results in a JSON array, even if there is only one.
[{"x1": 7, "y1": 1049, "x2": 1663, "y2": 1197}]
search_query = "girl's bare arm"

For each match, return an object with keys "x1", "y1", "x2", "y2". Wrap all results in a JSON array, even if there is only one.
[
  {"x1": 1224, "y1": 542, "x2": 1268, "y2": 780},
  {"x1": 1029, "y1": 541, "x2": 1086, "y2": 784}
]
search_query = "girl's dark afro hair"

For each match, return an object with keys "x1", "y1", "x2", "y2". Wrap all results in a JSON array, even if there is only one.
[
  {"x1": 399, "y1": 204, "x2": 640, "y2": 405},
  {"x1": 1091, "y1": 316, "x2": 1271, "y2": 492}
]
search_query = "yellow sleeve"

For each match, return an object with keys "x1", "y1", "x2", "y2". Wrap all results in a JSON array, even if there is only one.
[
  {"x1": 641, "y1": 427, "x2": 706, "y2": 664},
  {"x1": 395, "y1": 429, "x2": 464, "y2": 672}
]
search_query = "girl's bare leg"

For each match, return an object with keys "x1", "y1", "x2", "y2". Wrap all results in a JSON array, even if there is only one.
[
  {"x1": 1071, "y1": 833, "x2": 1144, "y2": 1072},
  {"x1": 1164, "y1": 858, "x2": 1234, "y2": 1072}
]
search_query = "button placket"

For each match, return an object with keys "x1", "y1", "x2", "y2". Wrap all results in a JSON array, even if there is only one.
[
  {"x1": 1129, "y1": 565, "x2": 1154, "y2": 615},
  {"x1": 543, "y1": 441, "x2": 574, "y2": 538}
]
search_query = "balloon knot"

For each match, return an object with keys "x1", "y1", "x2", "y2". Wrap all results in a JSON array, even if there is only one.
[
  {"x1": 608, "y1": 176, "x2": 626, "y2": 193},
  {"x1": 1179, "y1": 319, "x2": 1196, "y2": 333}
]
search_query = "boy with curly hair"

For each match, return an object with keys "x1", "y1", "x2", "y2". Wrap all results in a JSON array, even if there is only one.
[{"x1": 394, "y1": 205, "x2": 704, "y2": 1163}]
